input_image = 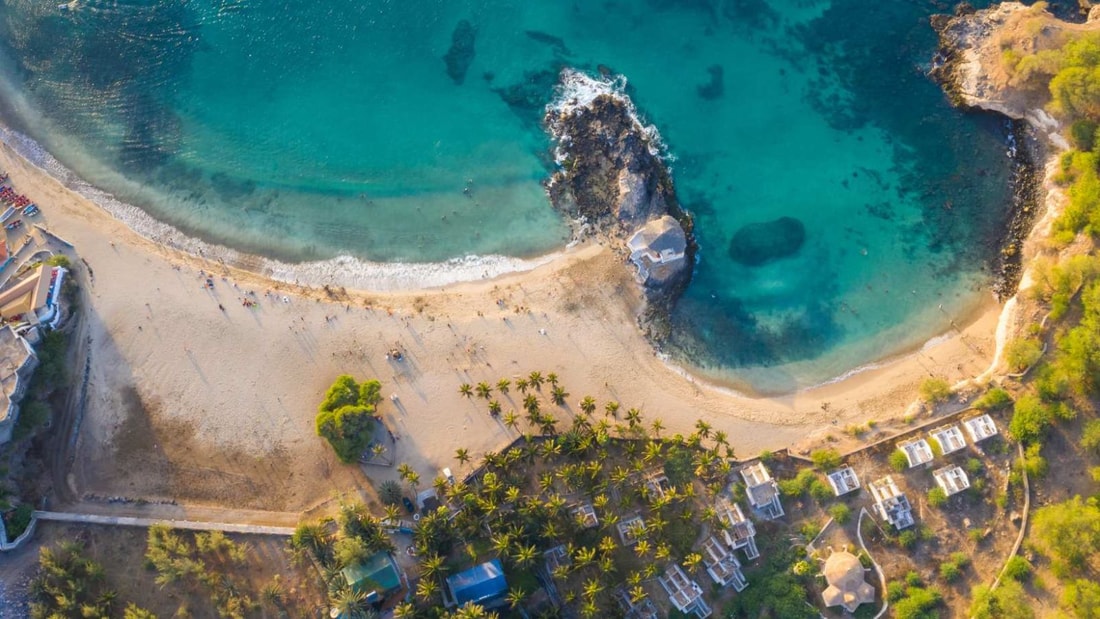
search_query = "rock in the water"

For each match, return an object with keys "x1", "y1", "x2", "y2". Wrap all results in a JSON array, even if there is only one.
[
  {"x1": 728, "y1": 216, "x2": 805, "y2": 266},
  {"x1": 443, "y1": 20, "x2": 476, "y2": 85}
]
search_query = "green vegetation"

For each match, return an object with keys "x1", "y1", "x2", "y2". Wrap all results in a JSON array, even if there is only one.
[
  {"x1": 46, "y1": 254, "x2": 71, "y2": 268},
  {"x1": 727, "y1": 544, "x2": 816, "y2": 619},
  {"x1": 29, "y1": 540, "x2": 150, "y2": 619},
  {"x1": 889, "y1": 449, "x2": 910, "y2": 472},
  {"x1": 2, "y1": 503, "x2": 33, "y2": 538},
  {"x1": 1004, "y1": 338, "x2": 1043, "y2": 373},
  {"x1": 938, "y1": 552, "x2": 970, "y2": 582},
  {"x1": 969, "y1": 579, "x2": 1034, "y2": 619},
  {"x1": 809, "y1": 448, "x2": 841, "y2": 470},
  {"x1": 1002, "y1": 555, "x2": 1032, "y2": 582},
  {"x1": 889, "y1": 572, "x2": 943, "y2": 619},
  {"x1": 1009, "y1": 394, "x2": 1056, "y2": 444},
  {"x1": 927, "y1": 486, "x2": 948, "y2": 509},
  {"x1": 827, "y1": 503, "x2": 851, "y2": 524},
  {"x1": 1061, "y1": 579, "x2": 1100, "y2": 617},
  {"x1": 777, "y1": 469, "x2": 832, "y2": 502},
  {"x1": 918, "y1": 377, "x2": 952, "y2": 405},
  {"x1": 315, "y1": 375, "x2": 382, "y2": 463},
  {"x1": 1031, "y1": 496, "x2": 1100, "y2": 577},
  {"x1": 973, "y1": 387, "x2": 1013, "y2": 410}
]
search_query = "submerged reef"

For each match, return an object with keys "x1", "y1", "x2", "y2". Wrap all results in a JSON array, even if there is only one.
[
  {"x1": 544, "y1": 70, "x2": 695, "y2": 333},
  {"x1": 728, "y1": 216, "x2": 805, "y2": 266},
  {"x1": 443, "y1": 20, "x2": 477, "y2": 85}
]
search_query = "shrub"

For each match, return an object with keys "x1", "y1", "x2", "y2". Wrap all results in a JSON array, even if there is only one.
[
  {"x1": 1070, "y1": 119, "x2": 1099, "y2": 151},
  {"x1": 886, "y1": 581, "x2": 907, "y2": 602},
  {"x1": 828, "y1": 503, "x2": 851, "y2": 524},
  {"x1": 919, "y1": 377, "x2": 952, "y2": 404},
  {"x1": 889, "y1": 449, "x2": 910, "y2": 472},
  {"x1": 928, "y1": 487, "x2": 948, "y2": 509},
  {"x1": 810, "y1": 448, "x2": 841, "y2": 470},
  {"x1": 1016, "y1": 443, "x2": 1048, "y2": 479},
  {"x1": 1081, "y1": 419, "x2": 1100, "y2": 455},
  {"x1": 378, "y1": 480, "x2": 403, "y2": 506},
  {"x1": 1031, "y1": 496, "x2": 1100, "y2": 577},
  {"x1": 970, "y1": 580, "x2": 1034, "y2": 619},
  {"x1": 894, "y1": 586, "x2": 942, "y2": 619},
  {"x1": 1009, "y1": 394, "x2": 1055, "y2": 444},
  {"x1": 3, "y1": 504, "x2": 33, "y2": 538},
  {"x1": 973, "y1": 387, "x2": 1013, "y2": 410},
  {"x1": 966, "y1": 458, "x2": 984, "y2": 476},
  {"x1": 1002, "y1": 556, "x2": 1032, "y2": 582},
  {"x1": 939, "y1": 561, "x2": 961, "y2": 582},
  {"x1": 1005, "y1": 338, "x2": 1043, "y2": 372},
  {"x1": 905, "y1": 571, "x2": 922, "y2": 587},
  {"x1": 808, "y1": 479, "x2": 833, "y2": 503},
  {"x1": 898, "y1": 530, "x2": 918, "y2": 550},
  {"x1": 1061, "y1": 578, "x2": 1100, "y2": 618},
  {"x1": 315, "y1": 375, "x2": 382, "y2": 463},
  {"x1": 46, "y1": 254, "x2": 71, "y2": 268}
]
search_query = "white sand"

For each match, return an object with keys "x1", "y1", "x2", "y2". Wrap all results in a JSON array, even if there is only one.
[{"x1": 0, "y1": 138, "x2": 1008, "y2": 511}]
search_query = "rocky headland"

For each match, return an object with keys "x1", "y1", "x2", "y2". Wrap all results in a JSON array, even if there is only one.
[
  {"x1": 930, "y1": 1, "x2": 1080, "y2": 299},
  {"x1": 543, "y1": 70, "x2": 695, "y2": 335}
]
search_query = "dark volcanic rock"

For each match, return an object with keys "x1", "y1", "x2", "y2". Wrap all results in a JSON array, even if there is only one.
[
  {"x1": 443, "y1": 20, "x2": 476, "y2": 85},
  {"x1": 728, "y1": 217, "x2": 805, "y2": 266}
]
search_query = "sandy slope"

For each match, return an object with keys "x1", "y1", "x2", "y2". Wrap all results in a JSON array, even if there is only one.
[{"x1": 0, "y1": 140, "x2": 1003, "y2": 513}]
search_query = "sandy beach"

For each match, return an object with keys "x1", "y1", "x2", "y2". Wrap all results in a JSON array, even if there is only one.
[{"x1": 0, "y1": 137, "x2": 1010, "y2": 513}]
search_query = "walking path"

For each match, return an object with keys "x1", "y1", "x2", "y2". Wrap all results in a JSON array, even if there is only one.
[{"x1": 33, "y1": 510, "x2": 296, "y2": 536}]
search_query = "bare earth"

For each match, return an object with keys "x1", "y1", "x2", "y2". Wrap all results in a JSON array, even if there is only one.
[{"x1": 0, "y1": 139, "x2": 1007, "y2": 514}]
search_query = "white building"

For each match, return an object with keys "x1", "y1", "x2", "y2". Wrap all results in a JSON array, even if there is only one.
[
  {"x1": 626, "y1": 216, "x2": 687, "y2": 285},
  {"x1": 658, "y1": 564, "x2": 711, "y2": 618},
  {"x1": 700, "y1": 536, "x2": 748, "y2": 591},
  {"x1": 827, "y1": 467, "x2": 861, "y2": 496},
  {"x1": 929, "y1": 425, "x2": 967, "y2": 455},
  {"x1": 717, "y1": 499, "x2": 759, "y2": 560},
  {"x1": 740, "y1": 462, "x2": 784, "y2": 520},
  {"x1": 898, "y1": 438, "x2": 934, "y2": 468},
  {"x1": 963, "y1": 415, "x2": 999, "y2": 443},
  {"x1": 868, "y1": 476, "x2": 914, "y2": 530},
  {"x1": 617, "y1": 515, "x2": 646, "y2": 546},
  {"x1": 933, "y1": 466, "x2": 971, "y2": 496}
]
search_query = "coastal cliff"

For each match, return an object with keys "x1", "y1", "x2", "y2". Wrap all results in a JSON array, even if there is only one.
[
  {"x1": 543, "y1": 70, "x2": 694, "y2": 332},
  {"x1": 930, "y1": 2, "x2": 1073, "y2": 298}
]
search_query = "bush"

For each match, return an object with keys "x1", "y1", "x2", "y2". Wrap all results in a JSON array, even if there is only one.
[
  {"x1": 919, "y1": 377, "x2": 952, "y2": 404},
  {"x1": 3, "y1": 504, "x2": 33, "y2": 538},
  {"x1": 970, "y1": 580, "x2": 1034, "y2": 619},
  {"x1": 1031, "y1": 496, "x2": 1100, "y2": 577},
  {"x1": 315, "y1": 375, "x2": 382, "y2": 463},
  {"x1": 378, "y1": 480, "x2": 403, "y2": 506},
  {"x1": 894, "y1": 586, "x2": 942, "y2": 619},
  {"x1": 928, "y1": 487, "x2": 948, "y2": 508},
  {"x1": 1005, "y1": 338, "x2": 1044, "y2": 372},
  {"x1": 898, "y1": 530, "x2": 918, "y2": 550},
  {"x1": 1009, "y1": 394, "x2": 1055, "y2": 444},
  {"x1": 1002, "y1": 556, "x2": 1032, "y2": 582},
  {"x1": 828, "y1": 503, "x2": 851, "y2": 524},
  {"x1": 889, "y1": 449, "x2": 910, "y2": 472},
  {"x1": 1016, "y1": 443, "x2": 1048, "y2": 479},
  {"x1": 966, "y1": 457, "x2": 984, "y2": 476},
  {"x1": 973, "y1": 387, "x2": 1013, "y2": 410},
  {"x1": 1081, "y1": 419, "x2": 1100, "y2": 455},
  {"x1": 939, "y1": 561, "x2": 961, "y2": 582},
  {"x1": 886, "y1": 581, "x2": 907, "y2": 602},
  {"x1": 1070, "y1": 119, "x2": 1098, "y2": 151},
  {"x1": 810, "y1": 448, "x2": 841, "y2": 470},
  {"x1": 1061, "y1": 578, "x2": 1100, "y2": 618},
  {"x1": 46, "y1": 254, "x2": 71, "y2": 268}
]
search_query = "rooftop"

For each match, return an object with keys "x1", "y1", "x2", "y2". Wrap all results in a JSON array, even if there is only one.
[
  {"x1": 617, "y1": 515, "x2": 646, "y2": 546},
  {"x1": 658, "y1": 564, "x2": 710, "y2": 617},
  {"x1": 341, "y1": 551, "x2": 401, "y2": 602},
  {"x1": 963, "y1": 415, "x2": 999, "y2": 443},
  {"x1": 929, "y1": 425, "x2": 967, "y2": 455},
  {"x1": 821, "y1": 551, "x2": 875, "y2": 613},
  {"x1": 0, "y1": 325, "x2": 35, "y2": 425},
  {"x1": 446, "y1": 559, "x2": 507, "y2": 607},
  {"x1": 868, "y1": 476, "x2": 914, "y2": 530},
  {"x1": 571, "y1": 503, "x2": 599, "y2": 529},
  {"x1": 898, "y1": 438, "x2": 934, "y2": 468},
  {"x1": 0, "y1": 264, "x2": 52, "y2": 323},
  {"x1": 827, "y1": 467, "x2": 861, "y2": 496},
  {"x1": 933, "y1": 465, "x2": 971, "y2": 496}
]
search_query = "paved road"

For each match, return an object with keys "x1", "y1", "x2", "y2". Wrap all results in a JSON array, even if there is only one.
[{"x1": 34, "y1": 510, "x2": 297, "y2": 536}]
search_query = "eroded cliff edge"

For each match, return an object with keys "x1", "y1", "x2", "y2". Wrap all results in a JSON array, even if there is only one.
[{"x1": 544, "y1": 70, "x2": 695, "y2": 338}]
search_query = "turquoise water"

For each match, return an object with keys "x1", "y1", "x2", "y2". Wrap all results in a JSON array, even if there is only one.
[{"x1": 0, "y1": 0, "x2": 1026, "y2": 392}]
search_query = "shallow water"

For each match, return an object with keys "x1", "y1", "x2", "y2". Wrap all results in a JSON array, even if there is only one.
[{"x1": 0, "y1": 0, "x2": 1028, "y2": 392}]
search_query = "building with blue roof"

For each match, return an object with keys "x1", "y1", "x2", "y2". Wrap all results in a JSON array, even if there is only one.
[{"x1": 445, "y1": 558, "x2": 508, "y2": 607}]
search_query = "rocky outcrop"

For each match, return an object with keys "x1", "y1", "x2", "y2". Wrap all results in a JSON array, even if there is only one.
[{"x1": 544, "y1": 70, "x2": 694, "y2": 317}]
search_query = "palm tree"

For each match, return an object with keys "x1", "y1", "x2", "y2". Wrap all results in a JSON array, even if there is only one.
[
  {"x1": 384, "y1": 504, "x2": 401, "y2": 523},
  {"x1": 625, "y1": 408, "x2": 642, "y2": 426},
  {"x1": 694, "y1": 419, "x2": 712, "y2": 439},
  {"x1": 416, "y1": 578, "x2": 439, "y2": 602},
  {"x1": 497, "y1": 378, "x2": 511, "y2": 394},
  {"x1": 579, "y1": 396, "x2": 597, "y2": 416},
  {"x1": 506, "y1": 586, "x2": 527, "y2": 609},
  {"x1": 629, "y1": 585, "x2": 647, "y2": 603},
  {"x1": 550, "y1": 386, "x2": 568, "y2": 406},
  {"x1": 650, "y1": 418, "x2": 664, "y2": 437},
  {"x1": 528, "y1": 371, "x2": 544, "y2": 389},
  {"x1": 546, "y1": 372, "x2": 559, "y2": 386},
  {"x1": 582, "y1": 578, "x2": 604, "y2": 600},
  {"x1": 683, "y1": 552, "x2": 704, "y2": 573},
  {"x1": 476, "y1": 382, "x2": 493, "y2": 399},
  {"x1": 605, "y1": 401, "x2": 620, "y2": 417},
  {"x1": 512, "y1": 544, "x2": 538, "y2": 568},
  {"x1": 393, "y1": 602, "x2": 417, "y2": 619},
  {"x1": 397, "y1": 463, "x2": 415, "y2": 481},
  {"x1": 502, "y1": 410, "x2": 519, "y2": 430},
  {"x1": 515, "y1": 378, "x2": 529, "y2": 393},
  {"x1": 420, "y1": 554, "x2": 446, "y2": 580},
  {"x1": 654, "y1": 542, "x2": 671, "y2": 561},
  {"x1": 455, "y1": 448, "x2": 471, "y2": 467},
  {"x1": 488, "y1": 400, "x2": 502, "y2": 416},
  {"x1": 331, "y1": 587, "x2": 372, "y2": 619},
  {"x1": 459, "y1": 383, "x2": 473, "y2": 398},
  {"x1": 634, "y1": 539, "x2": 651, "y2": 557}
]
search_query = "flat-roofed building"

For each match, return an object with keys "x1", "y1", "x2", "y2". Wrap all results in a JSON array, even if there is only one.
[
  {"x1": 716, "y1": 499, "x2": 759, "y2": 560},
  {"x1": 827, "y1": 467, "x2": 861, "y2": 496},
  {"x1": 898, "y1": 438, "x2": 934, "y2": 468},
  {"x1": 614, "y1": 587, "x2": 660, "y2": 619},
  {"x1": 658, "y1": 564, "x2": 711, "y2": 618},
  {"x1": 700, "y1": 536, "x2": 748, "y2": 591},
  {"x1": 571, "y1": 503, "x2": 599, "y2": 529},
  {"x1": 617, "y1": 515, "x2": 646, "y2": 546},
  {"x1": 929, "y1": 425, "x2": 967, "y2": 455},
  {"x1": 868, "y1": 476, "x2": 914, "y2": 530},
  {"x1": 933, "y1": 466, "x2": 971, "y2": 496},
  {"x1": 740, "y1": 462, "x2": 783, "y2": 520},
  {"x1": 963, "y1": 415, "x2": 999, "y2": 443}
]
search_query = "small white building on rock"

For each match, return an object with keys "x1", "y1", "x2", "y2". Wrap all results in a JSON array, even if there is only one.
[{"x1": 627, "y1": 215, "x2": 687, "y2": 286}]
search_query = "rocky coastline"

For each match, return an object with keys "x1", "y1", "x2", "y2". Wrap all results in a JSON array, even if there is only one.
[
  {"x1": 543, "y1": 70, "x2": 695, "y2": 337},
  {"x1": 929, "y1": 2, "x2": 1063, "y2": 302}
]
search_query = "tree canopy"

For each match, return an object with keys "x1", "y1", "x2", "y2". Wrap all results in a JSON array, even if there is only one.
[
  {"x1": 1031, "y1": 496, "x2": 1100, "y2": 577},
  {"x1": 316, "y1": 375, "x2": 383, "y2": 463}
]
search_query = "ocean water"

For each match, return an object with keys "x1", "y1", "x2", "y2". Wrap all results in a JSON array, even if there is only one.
[{"x1": 0, "y1": 0, "x2": 1027, "y2": 392}]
